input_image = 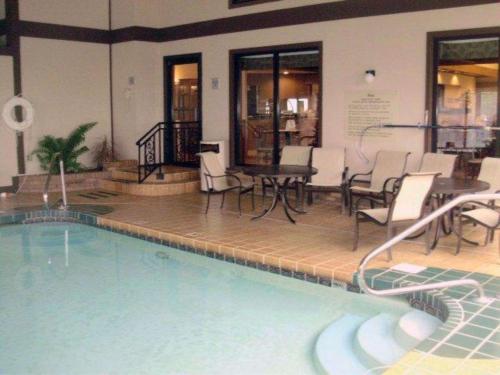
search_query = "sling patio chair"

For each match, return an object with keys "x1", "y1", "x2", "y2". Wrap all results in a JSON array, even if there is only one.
[
  {"x1": 261, "y1": 145, "x2": 313, "y2": 202},
  {"x1": 477, "y1": 157, "x2": 500, "y2": 194},
  {"x1": 353, "y1": 172, "x2": 439, "y2": 261},
  {"x1": 304, "y1": 147, "x2": 348, "y2": 212},
  {"x1": 199, "y1": 151, "x2": 255, "y2": 216},
  {"x1": 455, "y1": 196, "x2": 500, "y2": 255},
  {"x1": 348, "y1": 150, "x2": 411, "y2": 215},
  {"x1": 418, "y1": 152, "x2": 457, "y2": 178}
]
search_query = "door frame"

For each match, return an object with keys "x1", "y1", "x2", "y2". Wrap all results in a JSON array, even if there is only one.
[
  {"x1": 229, "y1": 41, "x2": 322, "y2": 167},
  {"x1": 425, "y1": 26, "x2": 500, "y2": 152},
  {"x1": 163, "y1": 52, "x2": 202, "y2": 165}
]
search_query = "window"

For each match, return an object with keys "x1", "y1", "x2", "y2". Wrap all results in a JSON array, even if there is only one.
[
  {"x1": 231, "y1": 44, "x2": 322, "y2": 166},
  {"x1": 0, "y1": 0, "x2": 6, "y2": 47},
  {"x1": 229, "y1": 0, "x2": 281, "y2": 9},
  {"x1": 431, "y1": 36, "x2": 500, "y2": 173}
]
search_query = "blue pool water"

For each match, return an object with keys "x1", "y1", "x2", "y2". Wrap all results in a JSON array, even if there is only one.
[{"x1": 0, "y1": 223, "x2": 413, "y2": 374}]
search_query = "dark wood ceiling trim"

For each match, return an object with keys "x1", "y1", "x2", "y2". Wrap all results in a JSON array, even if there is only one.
[
  {"x1": 17, "y1": 20, "x2": 110, "y2": 44},
  {"x1": 111, "y1": 0, "x2": 500, "y2": 44}
]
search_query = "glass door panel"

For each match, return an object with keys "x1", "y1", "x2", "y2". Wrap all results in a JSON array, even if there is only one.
[
  {"x1": 236, "y1": 54, "x2": 274, "y2": 165},
  {"x1": 165, "y1": 55, "x2": 202, "y2": 166},
  {"x1": 279, "y1": 51, "x2": 320, "y2": 153},
  {"x1": 435, "y1": 37, "x2": 500, "y2": 174}
]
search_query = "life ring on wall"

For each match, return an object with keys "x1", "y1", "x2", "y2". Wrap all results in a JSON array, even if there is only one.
[{"x1": 2, "y1": 96, "x2": 35, "y2": 131}]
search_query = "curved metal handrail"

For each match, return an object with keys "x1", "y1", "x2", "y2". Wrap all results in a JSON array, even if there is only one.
[
  {"x1": 357, "y1": 193, "x2": 500, "y2": 303},
  {"x1": 42, "y1": 155, "x2": 68, "y2": 210}
]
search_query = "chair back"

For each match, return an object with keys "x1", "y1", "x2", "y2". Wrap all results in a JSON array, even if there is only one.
[
  {"x1": 310, "y1": 147, "x2": 345, "y2": 187},
  {"x1": 280, "y1": 146, "x2": 312, "y2": 166},
  {"x1": 370, "y1": 150, "x2": 410, "y2": 191},
  {"x1": 391, "y1": 173, "x2": 438, "y2": 222},
  {"x1": 478, "y1": 157, "x2": 500, "y2": 193},
  {"x1": 199, "y1": 152, "x2": 228, "y2": 191},
  {"x1": 419, "y1": 152, "x2": 457, "y2": 178}
]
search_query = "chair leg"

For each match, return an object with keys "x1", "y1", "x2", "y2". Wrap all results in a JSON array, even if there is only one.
[
  {"x1": 251, "y1": 187, "x2": 255, "y2": 211},
  {"x1": 261, "y1": 178, "x2": 266, "y2": 202},
  {"x1": 237, "y1": 192, "x2": 242, "y2": 216},
  {"x1": 349, "y1": 190, "x2": 354, "y2": 216},
  {"x1": 484, "y1": 229, "x2": 491, "y2": 246},
  {"x1": 425, "y1": 223, "x2": 432, "y2": 255},
  {"x1": 205, "y1": 190, "x2": 211, "y2": 214},
  {"x1": 307, "y1": 191, "x2": 313, "y2": 206},
  {"x1": 220, "y1": 191, "x2": 226, "y2": 209},
  {"x1": 386, "y1": 224, "x2": 394, "y2": 261},
  {"x1": 353, "y1": 214, "x2": 360, "y2": 251},
  {"x1": 455, "y1": 217, "x2": 463, "y2": 255}
]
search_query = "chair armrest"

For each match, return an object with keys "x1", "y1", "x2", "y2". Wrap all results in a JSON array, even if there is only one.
[
  {"x1": 348, "y1": 171, "x2": 372, "y2": 187},
  {"x1": 354, "y1": 196, "x2": 385, "y2": 211},
  {"x1": 383, "y1": 177, "x2": 401, "y2": 194},
  {"x1": 458, "y1": 200, "x2": 500, "y2": 212}
]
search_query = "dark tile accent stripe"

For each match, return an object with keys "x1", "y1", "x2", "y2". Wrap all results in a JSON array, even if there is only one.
[
  {"x1": 17, "y1": 20, "x2": 110, "y2": 44},
  {"x1": 3, "y1": 0, "x2": 498, "y2": 46},
  {"x1": 111, "y1": 0, "x2": 500, "y2": 44}
]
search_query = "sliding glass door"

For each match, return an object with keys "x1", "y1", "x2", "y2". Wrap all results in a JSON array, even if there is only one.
[
  {"x1": 432, "y1": 36, "x2": 500, "y2": 173},
  {"x1": 232, "y1": 45, "x2": 321, "y2": 166}
]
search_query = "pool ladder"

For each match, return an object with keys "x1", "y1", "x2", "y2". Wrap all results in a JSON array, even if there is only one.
[
  {"x1": 357, "y1": 193, "x2": 500, "y2": 303},
  {"x1": 43, "y1": 156, "x2": 68, "y2": 210}
]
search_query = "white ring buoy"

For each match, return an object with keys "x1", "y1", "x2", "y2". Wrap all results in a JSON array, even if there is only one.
[{"x1": 2, "y1": 96, "x2": 35, "y2": 131}]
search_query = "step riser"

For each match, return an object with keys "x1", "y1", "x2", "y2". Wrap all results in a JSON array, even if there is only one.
[
  {"x1": 99, "y1": 179, "x2": 200, "y2": 196},
  {"x1": 111, "y1": 170, "x2": 199, "y2": 184}
]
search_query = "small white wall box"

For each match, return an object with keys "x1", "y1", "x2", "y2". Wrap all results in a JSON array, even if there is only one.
[{"x1": 199, "y1": 140, "x2": 227, "y2": 192}]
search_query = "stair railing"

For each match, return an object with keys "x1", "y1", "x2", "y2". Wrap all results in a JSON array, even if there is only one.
[
  {"x1": 43, "y1": 155, "x2": 68, "y2": 210},
  {"x1": 357, "y1": 193, "x2": 500, "y2": 303},
  {"x1": 136, "y1": 122, "x2": 167, "y2": 183}
]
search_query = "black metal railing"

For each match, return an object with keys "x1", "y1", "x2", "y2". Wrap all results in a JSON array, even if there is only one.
[
  {"x1": 171, "y1": 121, "x2": 201, "y2": 166},
  {"x1": 136, "y1": 121, "x2": 201, "y2": 183},
  {"x1": 136, "y1": 122, "x2": 167, "y2": 183}
]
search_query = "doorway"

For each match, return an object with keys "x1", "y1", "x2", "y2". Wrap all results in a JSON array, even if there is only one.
[
  {"x1": 164, "y1": 53, "x2": 202, "y2": 166},
  {"x1": 230, "y1": 43, "x2": 322, "y2": 166},
  {"x1": 427, "y1": 29, "x2": 500, "y2": 176}
]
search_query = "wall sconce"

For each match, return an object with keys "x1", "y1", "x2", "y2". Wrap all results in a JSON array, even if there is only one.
[{"x1": 365, "y1": 70, "x2": 376, "y2": 83}]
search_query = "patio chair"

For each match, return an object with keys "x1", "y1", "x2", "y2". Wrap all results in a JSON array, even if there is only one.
[
  {"x1": 419, "y1": 152, "x2": 457, "y2": 178},
  {"x1": 348, "y1": 150, "x2": 411, "y2": 215},
  {"x1": 477, "y1": 157, "x2": 500, "y2": 194},
  {"x1": 353, "y1": 172, "x2": 439, "y2": 260},
  {"x1": 199, "y1": 152, "x2": 255, "y2": 216},
  {"x1": 304, "y1": 147, "x2": 348, "y2": 211},
  {"x1": 455, "y1": 196, "x2": 500, "y2": 255},
  {"x1": 261, "y1": 145, "x2": 313, "y2": 201}
]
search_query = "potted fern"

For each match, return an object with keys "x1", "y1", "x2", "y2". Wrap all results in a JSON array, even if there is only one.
[{"x1": 31, "y1": 122, "x2": 97, "y2": 173}]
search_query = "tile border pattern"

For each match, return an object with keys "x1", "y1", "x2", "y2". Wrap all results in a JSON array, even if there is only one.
[{"x1": 1, "y1": 208, "x2": 498, "y2": 374}]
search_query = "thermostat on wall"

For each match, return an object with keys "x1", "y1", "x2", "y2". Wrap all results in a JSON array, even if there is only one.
[{"x1": 211, "y1": 78, "x2": 219, "y2": 90}]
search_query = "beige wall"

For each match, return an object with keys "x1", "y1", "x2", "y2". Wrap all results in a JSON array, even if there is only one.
[
  {"x1": 111, "y1": 42, "x2": 162, "y2": 159},
  {"x1": 111, "y1": 3, "x2": 500, "y2": 173},
  {"x1": 19, "y1": 0, "x2": 109, "y2": 29},
  {"x1": 0, "y1": 56, "x2": 18, "y2": 186},
  {"x1": 21, "y1": 38, "x2": 111, "y2": 174}
]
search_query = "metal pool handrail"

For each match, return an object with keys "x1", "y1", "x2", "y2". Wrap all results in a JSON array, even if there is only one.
[
  {"x1": 43, "y1": 155, "x2": 68, "y2": 210},
  {"x1": 357, "y1": 193, "x2": 500, "y2": 303}
]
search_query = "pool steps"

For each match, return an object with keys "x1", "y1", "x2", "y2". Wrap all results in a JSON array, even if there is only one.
[{"x1": 315, "y1": 309, "x2": 441, "y2": 375}]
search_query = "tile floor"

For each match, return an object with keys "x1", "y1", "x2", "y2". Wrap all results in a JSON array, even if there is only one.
[{"x1": 1, "y1": 190, "x2": 498, "y2": 284}]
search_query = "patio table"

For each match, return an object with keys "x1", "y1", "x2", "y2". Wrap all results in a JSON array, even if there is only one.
[
  {"x1": 242, "y1": 165, "x2": 317, "y2": 224},
  {"x1": 429, "y1": 177, "x2": 490, "y2": 249}
]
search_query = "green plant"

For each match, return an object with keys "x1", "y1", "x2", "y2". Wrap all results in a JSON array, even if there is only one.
[{"x1": 31, "y1": 122, "x2": 97, "y2": 173}]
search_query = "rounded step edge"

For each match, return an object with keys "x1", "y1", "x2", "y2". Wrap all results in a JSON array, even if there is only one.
[
  {"x1": 314, "y1": 314, "x2": 369, "y2": 375},
  {"x1": 394, "y1": 309, "x2": 442, "y2": 351},
  {"x1": 354, "y1": 313, "x2": 406, "y2": 370}
]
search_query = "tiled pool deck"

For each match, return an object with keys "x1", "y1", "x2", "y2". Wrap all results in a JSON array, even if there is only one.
[{"x1": 1, "y1": 190, "x2": 498, "y2": 374}]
